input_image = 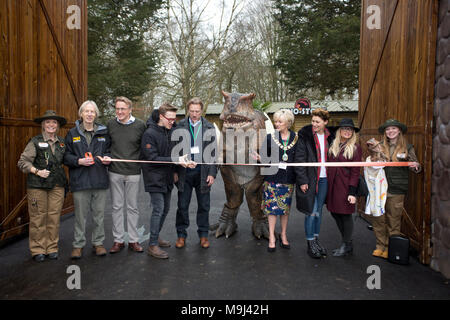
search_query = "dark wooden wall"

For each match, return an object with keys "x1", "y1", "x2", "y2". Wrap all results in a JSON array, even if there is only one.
[
  {"x1": 358, "y1": 0, "x2": 438, "y2": 263},
  {"x1": 0, "y1": 0, "x2": 87, "y2": 242}
]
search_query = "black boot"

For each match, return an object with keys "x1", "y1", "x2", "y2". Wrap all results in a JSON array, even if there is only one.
[
  {"x1": 315, "y1": 237, "x2": 327, "y2": 257},
  {"x1": 332, "y1": 241, "x2": 353, "y2": 257},
  {"x1": 307, "y1": 240, "x2": 322, "y2": 259}
]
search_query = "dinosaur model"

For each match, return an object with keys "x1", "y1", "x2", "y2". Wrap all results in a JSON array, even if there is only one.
[{"x1": 210, "y1": 91, "x2": 269, "y2": 239}]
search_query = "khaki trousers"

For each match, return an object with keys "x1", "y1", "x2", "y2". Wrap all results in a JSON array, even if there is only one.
[
  {"x1": 370, "y1": 194, "x2": 405, "y2": 251},
  {"x1": 27, "y1": 187, "x2": 65, "y2": 256},
  {"x1": 72, "y1": 189, "x2": 107, "y2": 248}
]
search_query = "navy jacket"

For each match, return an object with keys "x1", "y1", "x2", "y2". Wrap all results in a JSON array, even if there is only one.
[
  {"x1": 64, "y1": 120, "x2": 111, "y2": 192},
  {"x1": 173, "y1": 116, "x2": 218, "y2": 194},
  {"x1": 260, "y1": 130, "x2": 297, "y2": 184}
]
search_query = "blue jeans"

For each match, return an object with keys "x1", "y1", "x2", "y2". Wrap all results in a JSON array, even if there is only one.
[
  {"x1": 149, "y1": 191, "x2": 172, "y2": 246},
  {"x1": 176, "y1": 170, "x2": 210, "y2": 239},
  {"x1": 305, "y1": 178, "x2": 328, "y2": 240}
]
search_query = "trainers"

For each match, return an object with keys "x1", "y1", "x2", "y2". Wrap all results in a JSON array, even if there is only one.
[
  {"x1": 93, "y1": 245, "x2": 107, "y2": 256},
  {"x1": 71, "y1": 247, "x2": 82, "y2": 260},
  {"x1": 147, "y1": 245, "x2": 169, "y2": 259}
]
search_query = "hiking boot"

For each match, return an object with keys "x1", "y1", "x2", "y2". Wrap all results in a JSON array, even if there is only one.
[
  {"x1": 307, "y1": 240, "x2": 322, "y2": 259},
  {"x1": 71, "y1": 247, "x2": 82, "y2": 260},
  {"x1": 147, "y1": 245, "x2": 169, "y2": 259},
  {"x1": 93, "y1": 245, "x2": 107, "y2": 256}
]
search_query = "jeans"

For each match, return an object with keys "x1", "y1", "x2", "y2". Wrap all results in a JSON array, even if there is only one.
[
  {"x1": 149, "y1": 191, "x2": 172, "y2": 246},
  {"x1": 305, "y1": 178, "x2": 328, "y2": 240},
  {"x1": 176, "y1": 170, "x2": 210, "y2": 239}
]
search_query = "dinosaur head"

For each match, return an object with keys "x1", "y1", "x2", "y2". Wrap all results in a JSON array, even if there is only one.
[{"x1": 220, "y1": 91, "x2": 265, "y2": 132}]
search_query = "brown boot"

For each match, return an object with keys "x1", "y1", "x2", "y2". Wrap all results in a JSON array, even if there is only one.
[
  {"x1": 93, "y1": 245, "x2": 107, "y2": 256},
  {"x1": 158, "y1": 238, "x2": 171, "y2": 248},
  {"x1": 128, "y1": 242, "x2": 144, "y2": 252},
  {"x1": 200, "y1": 237, "x2": 210, "y2": 249},
  {"x1": 175, "y1": 237, "x2": 185, "y2": 249},
  {"x1": 71, "y1": 247, "x2": 82, "y2": 260},
  {"x1": 109, "y1": 242, "x2": 125, "y2": 254},
  {"x1": 147, "y1": 245, "x2": 169, "y2": 259}
]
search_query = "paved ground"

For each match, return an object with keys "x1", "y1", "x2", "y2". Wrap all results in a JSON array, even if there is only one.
[{"x1": 0, "y1": 173, "x2": 448, "y2": 301}]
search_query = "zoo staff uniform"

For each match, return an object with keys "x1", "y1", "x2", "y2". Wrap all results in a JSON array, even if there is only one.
[
  {"x1": 64, "y1": 120, "x2": 111, "y2": 249},
  {"x1": 370, "y1": 141, "x2": 421, "y2": 252},
  {"x1": 18, "y1": 132, "x2": 67, "y2": 257}
]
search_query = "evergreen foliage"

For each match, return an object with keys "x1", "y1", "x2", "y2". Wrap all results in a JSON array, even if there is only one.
[{"x1": 273, "y1": 0, "x2": 361, "y2": 98}]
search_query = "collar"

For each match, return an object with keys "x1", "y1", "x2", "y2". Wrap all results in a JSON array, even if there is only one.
[
  {"x1": 189, "y1": 117, "x2": 202, "y2": 127},
  {"x1": 116, "y1": 115, "x2": 135, "y2": 125},
  {"x1": 42, "y1": 131, "x2": 59, "y2": 143}
]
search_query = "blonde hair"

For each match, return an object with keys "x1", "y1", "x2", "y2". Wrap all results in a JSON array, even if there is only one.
[
  {"x1": 115, "y1": 96, "x2": 132, "y2": 108},
  {"x1": 381, "y1": 131, "x2": 408, "y2": 161},
  {"x1": 329, "y1": 128, "x2": 358, "y2": 159},
  {"x1": 79, "y1": 100, "x2": 100, "y2": 118},
  {"x1": 273, "y1": 109, "x2": 294, "y2": 128}
]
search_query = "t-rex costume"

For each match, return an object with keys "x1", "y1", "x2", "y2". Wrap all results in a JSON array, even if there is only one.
[{"x1": 210, "y1": 91, "x2": 269, "y2": 239}]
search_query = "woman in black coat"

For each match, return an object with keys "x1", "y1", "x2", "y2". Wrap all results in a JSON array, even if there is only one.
[{"x1": 294, "y1": 108, "x2": 334, "y2": 259}]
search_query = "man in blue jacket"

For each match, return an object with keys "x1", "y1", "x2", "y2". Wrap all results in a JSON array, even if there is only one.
[{"x1": 64, "y1": 100, "x2": 111, "y2": 259}]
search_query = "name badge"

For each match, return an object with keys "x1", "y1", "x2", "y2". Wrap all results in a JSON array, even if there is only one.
[
  {"x1": 191, "y1": 146, "x2": 200, "y2": 154},
  {"x1": 278, "y1": 162, "x2": 287, "y2": 170},
  {"x1": 73, "y1": 136, "x2": 81, "y2": 143},
  {"x1": 38, "y1": 142, "x2": 49, "y2": 148}
]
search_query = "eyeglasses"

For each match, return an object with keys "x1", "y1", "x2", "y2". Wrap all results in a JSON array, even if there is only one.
[{"x1": 161, "y1": 114, "x2": 176, "y2": 123}]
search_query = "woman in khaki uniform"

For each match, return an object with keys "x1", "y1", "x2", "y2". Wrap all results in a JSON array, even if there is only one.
[
  {"x1": 18, "y1": 110, "x2": 67, "y2": 262},
  {"x1": 371, "y1": 119, "x2": 421, "y2": 259}
]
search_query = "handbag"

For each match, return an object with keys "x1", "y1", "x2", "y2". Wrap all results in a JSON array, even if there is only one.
[{"x1": 355, "y1": 174, "x2": 369, "y2": 197}]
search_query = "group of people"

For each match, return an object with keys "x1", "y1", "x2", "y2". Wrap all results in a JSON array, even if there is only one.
[{"x1": 18, "y1": 97, "x2": 421, "y2": 263}]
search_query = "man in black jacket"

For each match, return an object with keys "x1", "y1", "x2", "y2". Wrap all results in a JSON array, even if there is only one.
[
  {"x1": 172, "y1": 98, "x2": 217, "y2": 249},
  {"x1": 141, "y1": 103, "x2": 194, "y2": 259}
]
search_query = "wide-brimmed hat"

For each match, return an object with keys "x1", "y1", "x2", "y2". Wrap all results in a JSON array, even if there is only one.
[
  {"x1": 33, "y1": 110, "x2": 67, "y2": 127},
  {"x1": 378, "y1": 119, "x2": 407, "y2": 134},
  {"x1": 336, "y1": 118, "x2": 360, "y2": 133}
]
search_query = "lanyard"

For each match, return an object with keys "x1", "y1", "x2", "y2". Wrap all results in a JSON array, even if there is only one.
[{"x1": 189, "y1": 122, "x2": 202, "y2": 143}]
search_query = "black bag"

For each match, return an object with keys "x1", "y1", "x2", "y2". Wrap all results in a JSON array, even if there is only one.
[
  {"x1": 355, "y1": 174, "x2": 369, "y2": 197},
  {"x1": 388, "y1": 235, "x2": 410, "y2": 265}
]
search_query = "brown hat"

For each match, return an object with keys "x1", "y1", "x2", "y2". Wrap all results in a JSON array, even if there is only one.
[{"x1": 33, "y1": 110, "x2": 67, "y2": 127}]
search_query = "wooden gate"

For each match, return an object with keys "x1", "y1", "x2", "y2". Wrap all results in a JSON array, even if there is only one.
[
  {"x1": 358, "y1": 0, "x2": 438, "y2": 263},
  {"x1": 0, "y1": 0, "x2": 87, "y2": 242}
]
